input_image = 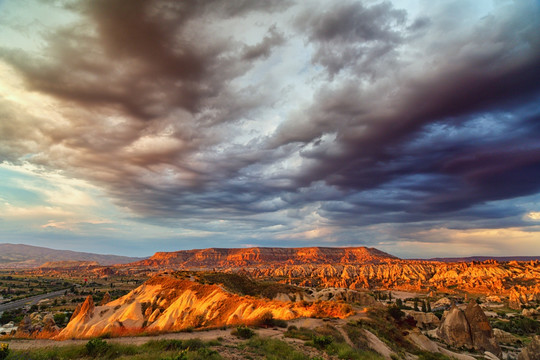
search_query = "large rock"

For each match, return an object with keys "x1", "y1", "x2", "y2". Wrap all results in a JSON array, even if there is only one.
[
  {"x1": 518, "y1": 335, "x2": 540, "y2": 360},
  {"x1": 437, "y1": 302, "x2": 501, "y2": 357},
  {"x1": 437, "y1": 305, "x2": 473, "y2": 348},
  {"x1": 42, "y1": 314, "x2": 59, "y2": 333},
  {"x1": 464, "y1": 302, "x2": 501, "y2": 357},
  {"x1": 522, "y1": 308, "x2": 539, "y2": 318}
]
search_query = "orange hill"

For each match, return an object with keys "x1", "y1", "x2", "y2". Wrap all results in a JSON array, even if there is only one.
[{"x1": 57, "y1": 275, "x2": 355, "y2": 339}]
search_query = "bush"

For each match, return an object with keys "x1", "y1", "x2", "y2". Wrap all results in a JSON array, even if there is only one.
[
  {"x1": 388, "y1": 305, "x2": 405, "y2": 321},
  {"x1": 0, "y1": 343, "x2": 9, "y2": 360},
  {"x1": 183, "y1": 338, "x2": 204, "y2": 350},
  {"x1": 233, "y1": 325, "x2": 255, "y2": 339},
  {"x1": 161, "y1": 350, "x2": 188, "y2": 360},
  {"x1": 312, "y1": 335, "x2": 333, "y2": 349},
  {"x1": 54, "y1": 312, "x2": 67, "y2": 325},
  {"x1": 491, "y1": 316, "x2": 540, "y2": 335},
  {"x1": 85, "y1": 337, "x2": 110, "y2": 356},
  {"x1": 246, "y1": 336, "x2": 309, "y2": 360}
]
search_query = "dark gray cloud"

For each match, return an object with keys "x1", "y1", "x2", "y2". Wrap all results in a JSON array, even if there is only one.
[
  {"x1": 1, "y1": 0, "x2": 540, "y2": 249},
  {"x1": 296, "y1": 1, "x2": 405, "y2": 77}
]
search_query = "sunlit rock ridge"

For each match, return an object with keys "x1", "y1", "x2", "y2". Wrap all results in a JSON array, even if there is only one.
[
  {"x1": 123, "y1": 247, "x2": 540, "y2": 307},
  {"x1": 132, "y1": 246, "x2": 397, "y2": 268},
  {"x1": 57, "y1": 275, "x2": 356, "y2": 339}
]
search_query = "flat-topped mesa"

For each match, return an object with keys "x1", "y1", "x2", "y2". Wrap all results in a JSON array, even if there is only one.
[{"x1": 132, "y1": 246, "x2": 398, "y2": 268}]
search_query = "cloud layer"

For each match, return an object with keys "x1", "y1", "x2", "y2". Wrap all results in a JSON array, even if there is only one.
[{"x1": 0, "y1": 0, "x2": 539, "y2": 256}]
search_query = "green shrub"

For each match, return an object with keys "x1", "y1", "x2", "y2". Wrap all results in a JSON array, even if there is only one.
[
  {"x1": 246, "y1": 336, "x2": 309, "y2": 360},
  {"x1": 0, "y1": 343, "x2": 9, "y2": 360},
  {"x1": 491, "y1": 316, "x2": 540, "y2": 335},
  {"x1": 195, "y1": 347, "x2": 220, "y2": 358},
  {"x1": 284, "y1": 326, "x2": 316, "y2": 340},
  {"x1": 233, "y1": 325, "x2": 255, "y2": 339},
  {"x1": 53, "y1": 312, "x2": 67, "y2": 325},
  {"x1": 312, "y1": 335, "x2": 333, "y2": 349},
  {"x1": 388, "y1": 305, "x2": 405, "y2": 321},
  {"x1": 183, "y1": 338, "x2": 204, "y2": 350},
  {"x1": 85, "y1": 338, "x2": 111, "y2": 356}
]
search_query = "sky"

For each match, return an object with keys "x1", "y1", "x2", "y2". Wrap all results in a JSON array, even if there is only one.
[{"x1": 0, "y1": 0, "x2": 539, "y2": 258}]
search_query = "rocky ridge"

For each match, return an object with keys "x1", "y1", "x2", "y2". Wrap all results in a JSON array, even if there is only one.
[
  {"x1": 57, "y1": 275, "x2": 355, "y2": 339},
  {"x1": 243, "y1": 260, "x2": 540, "y2": 302}
]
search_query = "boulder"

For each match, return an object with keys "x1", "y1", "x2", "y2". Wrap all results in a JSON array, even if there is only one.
[
  {"x1": 42, "y1": 314, "x2": 58, "y2": 332},
  {"x1": 437, "y1": 302, "x2": 501, "y2": 357},
  {"x1": 437, "y1": 305, "x2": 473, "y2": 348},
  {"x1": 518, "y1": 335, "x2": 540, "y2": 360},
  {"x1": 522, "y1": 308, "x2": 538, "y2": 318},
  {"x1": 464, "y1": 302, "x2": 501, "y2": 357}
]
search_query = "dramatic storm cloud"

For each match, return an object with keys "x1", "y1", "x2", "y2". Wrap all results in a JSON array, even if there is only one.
[{"x1": 0, "y1": 0, "x2": 539, "y2": 257}]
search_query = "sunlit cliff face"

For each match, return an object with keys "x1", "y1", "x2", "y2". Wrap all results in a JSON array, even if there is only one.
[
  {"x1": 57, "y1": 275, "x2": 355, "y2": 339},
  {"x1": 115, "y1": 247, "x2": 540, "y2": 307}
]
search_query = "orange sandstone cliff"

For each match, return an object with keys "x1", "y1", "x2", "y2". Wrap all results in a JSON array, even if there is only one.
[{"x1": 57, "y1": 275, "x2": 354, "y2": 339}]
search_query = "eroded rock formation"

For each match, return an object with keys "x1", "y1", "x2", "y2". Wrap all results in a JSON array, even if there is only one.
[
  {"x1": 57, "y1": 275, "x2": 354, "y2": 339},
  {"x1": 437, "y1": 302, "x2": 501, "y2": 356}
]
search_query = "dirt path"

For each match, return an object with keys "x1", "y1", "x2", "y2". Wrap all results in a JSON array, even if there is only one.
[
  {"x1": 5, "y1": 309, "x2": 369, "y2": 351},
  {"x1": 5, "y1": 328, "x2": 235, "y2": 350}
]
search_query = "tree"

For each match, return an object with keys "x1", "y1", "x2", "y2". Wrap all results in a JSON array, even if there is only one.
[
  {"x1": 414, "y1": 299, "x2": 419, "y2": 311},
  {"x1": 421, "y1": 300, "x2": 427, "y2": 312},
  {"x1": 388, "y1": 305, "x2": 405, "y2": 321},
  {"x1": 427, "y1": 300, "x2": 432, "y2": 312}
]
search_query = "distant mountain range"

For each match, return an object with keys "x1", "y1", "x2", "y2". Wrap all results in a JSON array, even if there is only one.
[
  {"x1": 422, "y1": 256, "x2": 540, "y2": 262},
  {"x1": 0, "y1": 243, "x2": 143, "y2": 268}
]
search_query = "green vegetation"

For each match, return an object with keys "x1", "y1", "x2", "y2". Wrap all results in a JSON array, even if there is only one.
[
  {"x1": 310, "y1": 335, "x2": 333, "y2": 349},
  {"x1": 387, "y1": 305, "x2": 405, "y2": 321},
  {"x1": 284, "y1": 326, "x2": 317, "y2": 340},
  {"x1": 325, "y1": 342, "x2": 383, "y2": 360},
  {"x1": 346, "y1": 308, "x2": 416, "y2": 354},
  {"x1": 491, "y1": 316, "x2": 540, "y2": 335},
  {"x1": 243, "y1": 336, "x2": 309, "y2": 360},
  {"x1": 0, "y1": 343, "x2": 9, "y2": 360},
  {"x1": 191, "y1": 271, "x2": 301, "y2": 300},
  {"x1": 232, "y1": 325, "x2": 255, "y2": 339},
  {"x1": 5, "y1": 338, "x2": 223, "y2": 360},
  {"x1": 86, "y1": 338, "x2": 111, "y2": 356},
  {"x1": 286, "y1": 323, "x2": 383, "y2": 360}
]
